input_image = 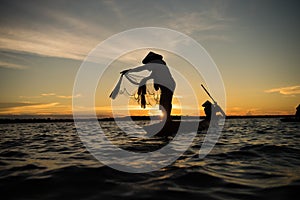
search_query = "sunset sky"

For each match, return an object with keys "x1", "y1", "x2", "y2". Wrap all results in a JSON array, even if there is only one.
[{"x1": 0, "y1": 0, "x2": 299, "y2": 116}]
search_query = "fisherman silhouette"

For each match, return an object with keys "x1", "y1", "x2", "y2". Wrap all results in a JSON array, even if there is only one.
[
  {"x1": 120, "y1": 52, "x2": 176, "y2": 122},
  {"x1": 202, "y1": 100, "x2": 215, "y2": 120},
  {"x1": 295, "y1": 104, "x2": 300, "y2": 121},
  {"x1": 198, "y1": 100, "x2": 225, "y2": 130}
]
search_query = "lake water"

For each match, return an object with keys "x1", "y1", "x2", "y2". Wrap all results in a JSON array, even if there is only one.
[{"x1": 0, "y1": 118, "x2": 300, "y2": 200}]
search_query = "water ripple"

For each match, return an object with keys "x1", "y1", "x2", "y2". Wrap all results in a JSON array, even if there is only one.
[{"x1": 0, "y1": 118, "x2": 299, "y2": 199}]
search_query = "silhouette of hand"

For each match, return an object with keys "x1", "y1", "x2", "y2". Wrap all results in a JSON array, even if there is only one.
[
  {"x1": 213, "y1": 103, "x2": 226, "y2": 117},
  {"x1": 120, "y1": 69, "x2": 130, "y2": 75}
]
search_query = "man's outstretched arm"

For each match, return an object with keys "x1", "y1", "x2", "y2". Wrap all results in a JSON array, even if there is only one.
[{"x1": 120, "y1": 64, "x2": 151, "y2": 75}]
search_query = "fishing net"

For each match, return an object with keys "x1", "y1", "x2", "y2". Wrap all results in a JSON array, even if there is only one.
[{"x1": 110, "y1": 71, "x2": 160, "y2": 108}]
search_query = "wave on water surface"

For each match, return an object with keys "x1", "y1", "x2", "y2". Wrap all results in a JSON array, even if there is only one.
[{"x1": 0, "y1": 118, "x2": 300, "y2": 200}]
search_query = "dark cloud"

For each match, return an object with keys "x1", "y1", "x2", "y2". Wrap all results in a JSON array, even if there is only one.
[{"x1": 0, "y1": 102, "x2": 41, "y2": 109}]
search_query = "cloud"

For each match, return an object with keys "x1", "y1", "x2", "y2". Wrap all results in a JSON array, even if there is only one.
[
  {"x1": 0, "y1": 61, "x2": 28, "y2": 69},
  {"x1": 0, "y1": 3, "x2": 114, "y2": 63},
  {"x1": 0, "y1": 102, "x2": 60, "y2": 115},
  {"x1": 164, "y1": 2, "x2": 234, "y2": 42},
  {"x1": 0, "y1": 26, "x2": 96, "y2": 61},
  {"x1": 57, "y1": 94, "x2": 81, "y2": 99},
  {"x1": 0, "y1": 0, "x2": 235, "y2": 66},
  {"x1": 245, "y1": 108, "x2": 260, "y2": 116},
  {"x1": 103, "y1": 0, "x2": 124, "y2": 20},
  {"x1": 41, "y1": 93, "x2": 56, "y2": 97},
  {"x1": 0, "y1": 102, "x2": 41, "y2": 109},
  {"x1": 19, "y1": 93, "x2": 82, "y2": 100},
  {"x1": 265, "y1": 85, "x2": 300, "y2": 95},
  {"x1": 167, "y1": 12, "x2": 228, "y2": 34}
]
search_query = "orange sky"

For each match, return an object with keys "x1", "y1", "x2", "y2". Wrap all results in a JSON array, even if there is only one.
[{"x1": 0, "y1": 1, "x2": 299, "y2": 117}]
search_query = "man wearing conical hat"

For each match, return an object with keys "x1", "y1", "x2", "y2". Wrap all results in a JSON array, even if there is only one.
[{"x1": 120, "y1": 51, "x2": 176, "y2": 122}]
